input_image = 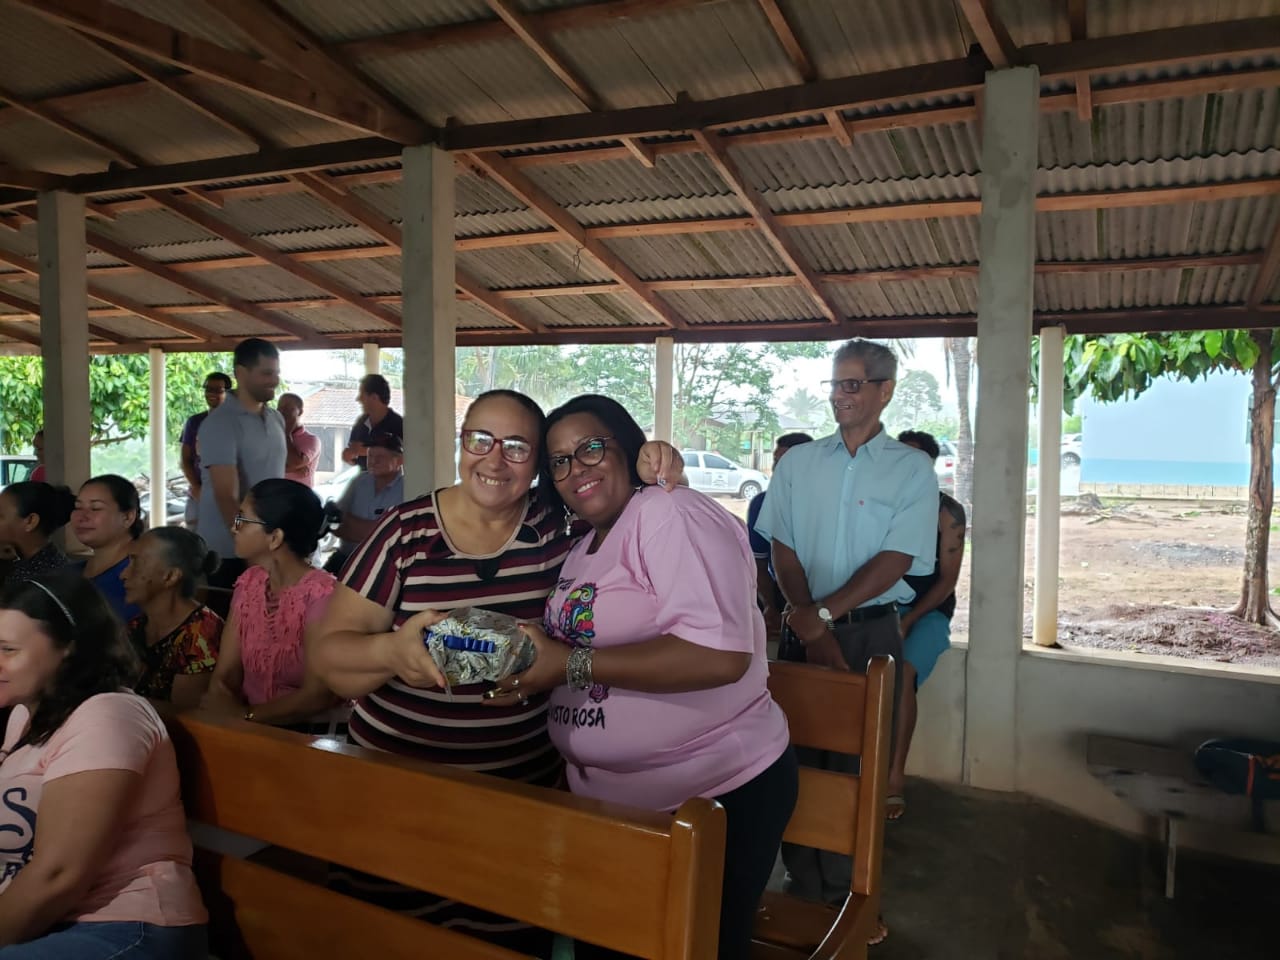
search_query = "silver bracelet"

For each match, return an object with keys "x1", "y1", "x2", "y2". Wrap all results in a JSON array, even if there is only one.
[{"x1": 566, "y1": 647, "x2": 594, "y2": 691}]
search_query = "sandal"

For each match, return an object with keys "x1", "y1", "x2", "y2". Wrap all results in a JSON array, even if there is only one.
[{"x1": 886, "y1": 794, "x2": 905, "y2": 822}]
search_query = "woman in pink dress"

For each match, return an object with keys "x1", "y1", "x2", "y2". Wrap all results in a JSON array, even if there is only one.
[{"x1": 201, "y1": 479, "x2": 340, "y2": 732}]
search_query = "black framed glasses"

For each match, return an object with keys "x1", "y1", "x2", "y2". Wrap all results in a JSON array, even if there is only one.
[
  {"x1": 549, "y1": 436, "x2": 614, "y2": 482},
  {"x1": 233, "y1": 514, "x2": 270, "y2": 532},
  {"x1": 460, "y1": 429, "x2": 533, "y2": 464},
  {"x1": 822, "y1": 377, "x2": 890, "y2": 395}
]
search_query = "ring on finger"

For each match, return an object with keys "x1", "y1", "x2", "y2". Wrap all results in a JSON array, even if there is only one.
[{"x1": 511, "y1": 678, "x2": 521, "y2": 689}]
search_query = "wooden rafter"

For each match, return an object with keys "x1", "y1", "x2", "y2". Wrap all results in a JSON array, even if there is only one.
[
  {"x1": 0, "y1": 248, "x2": 217, "y2": 341},
  {"x1": 10, "y1": 0, "x2": 429, "y2": 143},
  {"x1": 1067, "y1": 0, "x2": 1092, "y2": 122},
  {"x1": 149, "y1": 194, "x2": 402, "y2": 329},
  {"x1": 289, "y1": 172, "x2": 544, "y2": 334},
  {"x1": 0, "y1": 164, "x2": 66, "y2": 191},
  {"x1": 82, "y1": 229, "x2": 331, "y2": 346},
  {"x1": 957, "y1": 0, "x2": 1018, "y2": 69},
  {"x1": 756, "y1": 0, "x2": 815, "y2": 81},
  {"x1": 465, "y1": 151, "x2": 687, "y2": 329},
  {"x1": 1248, "y1": 215, "x2": 1280, "y2": 309},
  {"x1": 0, "y1": 84, "x2": 144, "y2": 167},
  {"x1": 202, "y1": 0, "x2": 423, "y2": 141},
  {"x1": 0, "y1": 287, "x2": 124, "y2": 343},
  {"x1": 691, "y1": 129, "x2": 840, "y2": 323}
]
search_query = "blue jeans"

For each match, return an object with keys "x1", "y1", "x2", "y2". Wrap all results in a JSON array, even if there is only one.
[{"x1": 0, "y1": 922, "x2": 207, "y2": 959}]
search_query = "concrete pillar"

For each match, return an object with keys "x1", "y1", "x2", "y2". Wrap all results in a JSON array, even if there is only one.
[
  {"x1": 37, "y1": 191, "x2": 90, "y2": 492},
  {"x1": 400, "y1": 145, "x2": 456, "y2": 495},
  {"x1": 363, "y1": 342, "x2": 381, "y2": 375},
  {"x1": 148, "y1": 347, "x2": 167, "y2": 528},
  {"x1": 963, "y1": 66, "x2": 1040, "y2": 792},
  {"x1": 1033, "y1": 326, "x2": 1064, "y2": 647},
  {"x1": 654, "y1": 337, "x2": 675, "y2": 444}
]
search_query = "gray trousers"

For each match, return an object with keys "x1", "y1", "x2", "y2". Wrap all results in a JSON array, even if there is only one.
[{"x1": 777, "y1": 612, "x2": 902, "y2": 904}]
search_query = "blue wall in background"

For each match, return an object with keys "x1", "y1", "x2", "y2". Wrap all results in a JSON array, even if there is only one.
[{"x1": 1080, "y1": 371, "x2": 1257, "y2": 486}]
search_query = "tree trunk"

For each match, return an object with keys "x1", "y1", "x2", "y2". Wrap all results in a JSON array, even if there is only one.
[
  {"x1": 949, "y1": 338, "x2": 975, "y2": 509},
  {"x1": 1232, "y1": 331, "x2": 1279, "y2": 626}
]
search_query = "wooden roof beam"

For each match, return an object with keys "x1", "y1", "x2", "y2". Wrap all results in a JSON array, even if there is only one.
[
  {"x1": 10, "y1": 0, "x2": 430, "y2": 144},
  {"x1": 1248, "y1": 215, "x2": 1280, "y2": 309},
  {"x1": 83, "y1": 229, "x2": 331, "y2": 346},
  {"x1": 0, "y1": 165, "x2": 66, "y2": 192},
  {"x1": 691, "y1": 128, "x2": 840, "y2": 323},
  {"x1": 465, "y1": 151, "x2": 687, "y2": 329},
  {"x1": 756, "y1": 0, "x2": 816, "y2": 82},
  {"x1": 957, "y1": 0, "x2": 1019, "y2": 69},
  {"x1": 203, "y1": 0, "x2": 425, "y2": 142},
  {"x1": 149, "y1": 194, "x2": 403, "y2": 329},
  {"x1": 0, "y1": 288, "x2": 126, "y2": 343},
  {"x1": 1067, "y1": 0, "x2": 1092, "y2": 122}
]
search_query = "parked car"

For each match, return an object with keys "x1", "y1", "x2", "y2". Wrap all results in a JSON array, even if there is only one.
[
  {"x1": 1061, "y1": 433, "x2": 1082, "y2": 467},
  {"x1": 0, "y1": 456, "x2": 37, "y2": 487},
  {"x1": 934, "y1": 439, "x2": 957, "y2": 494},
  {"x1": 680, "y1": 450, "x2": 769, "y2": 499}
]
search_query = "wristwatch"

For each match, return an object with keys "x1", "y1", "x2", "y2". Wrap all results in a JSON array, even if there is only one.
[{"x1": 816, "y1": 606, "x2": 835, "y2": 627}]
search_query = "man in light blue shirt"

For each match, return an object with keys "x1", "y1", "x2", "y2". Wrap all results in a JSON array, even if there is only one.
[{"x1": 755, "y1": 338, "x2": 938, "y2": 909}]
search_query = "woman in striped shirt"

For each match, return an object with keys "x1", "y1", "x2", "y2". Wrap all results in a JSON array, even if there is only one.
[{"x1": 309, "y1": 389, "x2": 680, "y2": 956}]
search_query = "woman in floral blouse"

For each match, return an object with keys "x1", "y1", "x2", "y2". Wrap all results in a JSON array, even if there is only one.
[{"x1": 122, "y1": 527, "x2": 223, "y2": 708}]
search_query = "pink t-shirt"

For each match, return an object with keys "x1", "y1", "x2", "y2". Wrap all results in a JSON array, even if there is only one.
[
  {"x1": 0, "y1": 693, "x2": 206, "y2": 927},
  {"x1": 544, "y1": 486, "x2": 790, "y2": 812},
  {"x1": 232, "y1": 565, "x2": 336, "y2": 705},
  {"x1": 284, "y1": 426, "x2": 321, "y2": 487}
]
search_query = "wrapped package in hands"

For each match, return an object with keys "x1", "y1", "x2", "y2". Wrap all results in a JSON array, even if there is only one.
[{"x1": 423, "y1": 606, "x2": 537, "y2": 688}]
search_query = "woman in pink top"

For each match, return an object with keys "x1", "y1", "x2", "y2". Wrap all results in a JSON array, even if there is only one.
[
  {"x1": 202, "y1": 479, "x2": 340, "y2": 731},
  {"x1": 488, "y1": 395, "x2": 798, "y2": 960},
  {"x1": 0, "y1": 573, "x2": 206, "y2": 958}
]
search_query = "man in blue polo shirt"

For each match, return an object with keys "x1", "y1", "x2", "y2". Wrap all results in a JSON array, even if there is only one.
[{"x1": 755, "y1": 338, "x2": 937, "y2": 913}]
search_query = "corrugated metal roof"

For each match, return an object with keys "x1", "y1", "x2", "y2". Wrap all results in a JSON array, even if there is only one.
[
  {"x1": 458, "y1": 298, "x2": 518, "y2": 330},
  {"x1": 0, "y1": 7, "x2": 136, "y2": 100},
  {"x1": 309, "y1": 256, "x2": 403, "y2": 295},
  {"x1": 527, "y1": 153, "x2": 733, "y2": 209},
  {"x1": 458, "y1": 245, "x2": 616, "y2": 288},
  {"x1": 274, "y1": 0, "x2": 492, "y2": 43},
  {"x1": 110, "y1": 1, "x2": 259, "y2": 52},
  {"x1": 515, "y1": 292, "x2": 665, "y2": 329},
  {"x1": 1089, "y1": 0, "x2": 1280, "y2": 37},
  {"x1": 600, "y1": 232, "x2": 789, "y2": 279},
  {"x1": 788, "y1": 219, "x2": 982, "y2": 271},
  {"x1": 85, "y1": 273, "x2": 213, "y2": 308},
  {"x1": 1034, "y1": 265, "x2": 1259, "y2": 311},
  {"x1": 179, "y1": 85, "x2": 354, "y2": 149},
  {"x1": 214, "y1": 192, "x2": 360, "y2": 235},
  {"x1": 0, "y1": 117, "x2": 115, "y2": 176},
  {"x1": 91, "y1": 314, "x2": 190, "y2": 342},
  {"x1": 658, "y1": 286, "x2": 824, "y2": 324}
]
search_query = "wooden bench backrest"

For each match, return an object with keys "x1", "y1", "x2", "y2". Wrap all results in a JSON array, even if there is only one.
[
  {"x1": 165, "y1": 711, "x2": 725, "y2": 960},
  {"x1": 766, "y1": 656, "x2": 893, "y2": 897}
]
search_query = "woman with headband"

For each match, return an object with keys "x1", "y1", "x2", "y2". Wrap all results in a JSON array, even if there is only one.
[{"x1": 0, "y1": 574, "x2": 206, "y2": 957}]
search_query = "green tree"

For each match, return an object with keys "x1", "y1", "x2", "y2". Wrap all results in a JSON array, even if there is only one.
[
  {"x1": 944, "y1": 338, "x2": 975, "y2": 506},
  {"x1": 455, "y1": 345, "x2": 577, "y2": 410},
  {"x1": 886, "y1": 368, "x2": 942, "y2": 433},
  {"x1": 1036, "y1": 329, "x2": 1278, "y2": 626},
  {"x1": 0, "y1": 352, "x2": 233, "y2": 454}
]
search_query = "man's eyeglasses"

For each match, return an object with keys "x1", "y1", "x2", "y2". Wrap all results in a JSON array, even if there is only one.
[
  {"x1": 460, "y1": 429, "x2": 533, "y2": 464},
  {"x1": 233, "y1": 514, "x2": 270, "y2": 532},
  {"x1": 822, "y1": 377, "x2": 891, "y2": 395},
  {"x1": 549, "y1": 436, "x2": 614, "y2": 482}
]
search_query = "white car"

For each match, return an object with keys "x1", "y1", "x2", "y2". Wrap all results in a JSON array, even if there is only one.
[
  {"x1": 680, "y1": 450, "x2": 769, "y2": 500},
  {"x1": 1061, "y1": 434, "x2": 1082, "y2": 467}
]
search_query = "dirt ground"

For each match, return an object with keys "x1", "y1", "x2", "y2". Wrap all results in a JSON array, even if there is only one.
[{"x1": 723, "y1": 495, "x2": 1280, "y2": 669}]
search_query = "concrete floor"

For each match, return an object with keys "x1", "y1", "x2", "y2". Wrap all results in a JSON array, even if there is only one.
[{"x1": 861, "y1": 778, "x2": 1278, "y2": 960}]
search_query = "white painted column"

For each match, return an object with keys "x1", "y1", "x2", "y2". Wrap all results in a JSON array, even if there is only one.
[
  {"x1": 37, "y1": 191, "x2": 90, "y2": 492},
  {"x1": 964, "y1": 66, "x2": 1040, "y2": 792},
  {"x1": 363, "y1": 342, "x2": 381, "y2": 375},
  {"x1": 654, "y1": 336, "x2": 675, "y2": 444},
  {"x1": 1033, "y1": 326, "x2": 1064, "y2": 647},
  {"x1": 148, "y1": 347, "x2": 167, "y2": 528},
  {"x1": 400, "y1": 145, "x2": 456, "y2": 495}
]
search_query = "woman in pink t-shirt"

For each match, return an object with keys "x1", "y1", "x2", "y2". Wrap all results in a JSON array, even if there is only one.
[
  {"x1": 488, "y1": 394, "x2": 798, "y2": 960},
  {"x1": 201, "y1": 479, "x2": 341, "y2": 732},
  {"x1": 0, "y1": 573, "x2": 206, "y2": 958}
]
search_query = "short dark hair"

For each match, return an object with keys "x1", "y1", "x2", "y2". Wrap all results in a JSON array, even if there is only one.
[
  {"x1": 775, "y1": 432, "x2": 814, "y2": 450},
  {"x1": 1, "y1": 573, "x2": 139, "y2": 748},
  {"x1": 366, "y1": 432, "x2": 403, "y2": 455},
  {"x1": 897, "y1": 429, "x2": 940, "y2": 461},
  {"x1": 3, "y1": 482, "x2": 75, "y2": 536},
  {"x1": 279, "y1": 392, "x2": 304, "y2": 410},
  {"x1": 246, "y1": 479, "x2": 324, "y2": 558},
  {"x1": 205, "y1": 372, "x2": 232, "y2": 390},
  {"x1": 81, "y1": 474, "x2": 145, "y2": 539},
  {"x1": 540, "y1": 394, "x2": 645, "y2": 513},
  {"x1": 145, "y1": 527, "x2": 220, "y2": 600},
  {"x1": 359, "y1": 374, "x2": 391, "y2": 405},
  {"x1": 234, "y1": 338, "x2": 279, "y2": 371}
]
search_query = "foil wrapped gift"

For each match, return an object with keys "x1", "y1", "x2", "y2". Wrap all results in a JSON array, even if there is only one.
[{"x1": 423, "y1": 607, "x2": 537, "y2": 687}]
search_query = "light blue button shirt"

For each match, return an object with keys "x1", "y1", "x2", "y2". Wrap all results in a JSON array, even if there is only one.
[{"x1": 754, "y1": 429, "x2": 939, "y2": 606}]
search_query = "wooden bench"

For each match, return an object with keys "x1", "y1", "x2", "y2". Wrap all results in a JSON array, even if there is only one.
[
  {"x1": 1087, "y1": 734, "x2": 1280, "y2": 899},
  {"x1": 163, "y1": 710, "x2": 726, "y2": 959},
  {"x1": 753, "y1": 656, "x2": 895, "y2": 960}
]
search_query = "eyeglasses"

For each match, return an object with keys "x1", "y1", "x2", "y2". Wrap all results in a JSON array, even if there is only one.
[
  {"x1": 460, "y1": 429, "x2": 533, "y2": 464},
  {"x1": 549, "y1": 436, "x2": 614, "y2": 482},
  {"x1": 233, "y1": 514, "x2": 270, "y2": 532},
  {"x1": 822, "y1": 377, "x2": 891, "y2": 395}
]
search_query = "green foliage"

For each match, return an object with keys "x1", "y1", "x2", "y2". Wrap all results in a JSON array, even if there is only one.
[
  {"x1": 885, "y1": 368, "x2": 943, "y2": 434},
  {"x1": 1032, "y1": 330, "x2": 1280, "y2": 412},
  {"x1": 1063, "y1": 412, "x2": 1083, "y2": 433},
  {"x1": 0, "y1": 352, "x2": 232, "y2": 455}
]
